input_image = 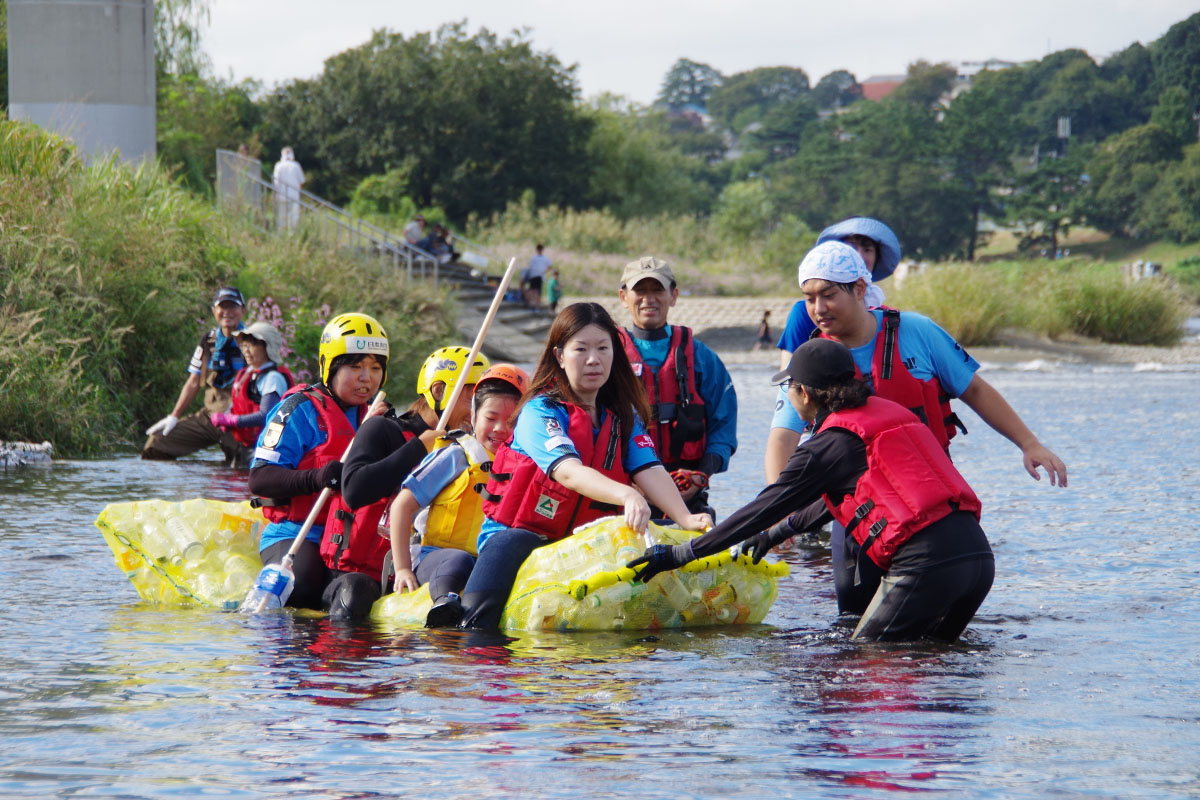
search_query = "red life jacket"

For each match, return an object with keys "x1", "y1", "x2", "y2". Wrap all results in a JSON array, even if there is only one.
[
  {"x1": 481, "y1": 398, "x2": 629, "y2": 541},
  {"x1": 618, "y1": 325, "x2": 706, "y2": 468},
  {"x1": 821, "y1": 396, "x2": 981, "y2": 571},
  {"x1": 319, "y1": 418, "x2": 422, "y2": 579},
  {"x1": 258, "y1": 385, "x2": 364, "y2": 526},
  {"x1": 819, "y1": 308, "x2": 966, "y2": 450},
  {"x1": 228, "y1": 363, "x2": 295, "y2": 447}
]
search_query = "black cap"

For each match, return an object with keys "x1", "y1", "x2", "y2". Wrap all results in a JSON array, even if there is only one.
[
  {"x1": 771, "y1": 339, "x2": 856, "y2": 389},
  {"x1": 212, "y1": 287, "x2": 245, "y2": 307}
]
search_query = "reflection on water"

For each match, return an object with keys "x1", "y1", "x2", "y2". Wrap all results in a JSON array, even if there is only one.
[{"x1": 1, "y1": 361, "x2": 1199, "y2": 798}]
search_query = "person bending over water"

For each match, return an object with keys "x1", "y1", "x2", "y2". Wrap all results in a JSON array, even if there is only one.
[{"x1": 629, "y1": 339, "x2": 994, "y2": 642}]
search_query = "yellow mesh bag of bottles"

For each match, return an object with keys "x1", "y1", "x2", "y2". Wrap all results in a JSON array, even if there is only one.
[
  {"x1": 369, "y1": 516, "x2": 789, "y2": 631},
  {"x1": 96, "y1": 499, "x2": 266, "y2": 610}
]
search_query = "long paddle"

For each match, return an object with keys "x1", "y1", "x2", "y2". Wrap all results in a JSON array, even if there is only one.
[
  {"x1": 431, "y1": 257, "x2": 520, "y2": 431},
  {"x1": 385, "y1": 257, "x2": 520, "y2": 596},
  {"x1": 240, "y1": 390, "x2": 388, "y2": 613}
]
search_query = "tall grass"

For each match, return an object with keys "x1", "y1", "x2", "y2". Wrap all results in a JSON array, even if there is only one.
[
  {"x1": 888, "y1": 260, "x2": 1188, "y2": 346},
  {"x1": 467, "y1": 191, "x2": 811, "y2": 296},
  {"x1": 0, "y1": 120, "x2": 453, "y2": 456}
]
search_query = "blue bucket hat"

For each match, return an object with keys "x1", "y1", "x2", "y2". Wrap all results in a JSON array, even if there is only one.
[{"x1": 816, "y1": 218, "x2": 901, "y2": 282}]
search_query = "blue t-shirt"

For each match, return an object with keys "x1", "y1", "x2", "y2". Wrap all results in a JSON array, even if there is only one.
[
  {"x1": 625, "y1": 325, "x2": 738, "y2": 473},
  {"x1": 776, "y1": 300, "x2": 817, "y2": 355},
  {"x1": 251, "y1": 396, "x2": 361, "y2": 551},
  {"x1": 770, "y1": 309, "x2": 980, "y2": 433},
  {"x1": 476, "y1": 394, "x2": 661, "y2": 551}
]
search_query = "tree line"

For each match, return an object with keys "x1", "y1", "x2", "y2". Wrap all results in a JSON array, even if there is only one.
[{"x1": 17, "y1": 8, "x2": 1199, "y2": 261}]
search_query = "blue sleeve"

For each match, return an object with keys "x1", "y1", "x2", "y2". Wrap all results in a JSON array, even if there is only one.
[
  {"x1": 250, "y1": 400, "x2": 322, "y2": 469},
  {"x1": 777, "y1": 301, "x2": 815, "y2": 353},
  {"x1": 510, "y1": 396, "x2": 578, "y2": 475},
  {"x1": 693, "y1": 341, "x2": 737, "y2": 473},
  {"x1": 897, "y1": 312, "x2": 980, "y2": 396},
  {"x1": 624, "y1": 414, "x2": 662, "y2": 474},
  {"x1": 402, "y1": 444, "x2": 469, "y2": 507},
  {"x1": 770, "y1": 384, "x2": 807, "y2": 433}
]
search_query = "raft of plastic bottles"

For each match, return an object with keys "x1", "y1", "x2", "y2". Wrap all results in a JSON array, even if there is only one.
[
  {"x1": 96, "y1": 499, "x2": 265, "y2": 610},
  {"x1": 370, "y1": 516, "x2": 789, "y2": 631}
]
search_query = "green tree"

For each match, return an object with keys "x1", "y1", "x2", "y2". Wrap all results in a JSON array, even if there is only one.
[
  {"x1": 157, "y1": 74, "x2": 262, "y2": 195},
  {"x1": 584, "y1": 96, "x2": 714, "y2": 218},
  {"x1": 1084, "y1": 123, "x2": 1180, "y2": 236},
  {"x1": 1100, "y1": 42, "x2": 1155, "y2": 120},
  {"x1": 1150, "y1": 12, "x2": 1200, "y2": 101},
  {"x1": 707, "y1": 66, "x2": 810, "y2": 131},
  {"x1": 1133, "y1": 142, "x2": 1200, "y2": 241},
  {"x1": 1150, "y1": 86, "x2": 1197, "y2": 145},
  {"x1": 1006, "y1": 147, "x2": 1092, "y2": 253},
  {"x1": 939, "y1": 67, "x2": 1025, "y2": 258},
  {"x1": 155, "y1": 0, "x2": 211, "y2": 77},
  {"x1": 656, "y1": 59, "x2": 724, "y2": 111},
  {"x1": 711, "y1": 179, "x2": 775, "y2": 247},
  {"x1": 811, "y1": 70, "x2": 860, "y2": 110},
  {"x1": 889, "y1": 60, "x2": 957, "y2": 107},
  {"x1": 744, "y1": 97, "x2": 817, "y2": 162},
  {"x1": 258, "y1": 24, "x2": 593, "y2": 223}
]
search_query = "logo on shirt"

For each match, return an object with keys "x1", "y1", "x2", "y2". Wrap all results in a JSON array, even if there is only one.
[
  {"x1": 634, "y1": 434, "x2": 655, "y2": 449},
  {"x1": 631, "y1": 363, "x2": 644, "y2": 377},
  {"x1": 535, "y1": 494, "x2": 560, "y2": 520},
  {"x1": 543, "y1": 416, "x2": 564, "y2": 438},
  {"x1": 775, "y1": 399, "x2": 784, "y2": 412},
  {"x1": 262, "y1": 421, "x2": 285, "y2": 449}
]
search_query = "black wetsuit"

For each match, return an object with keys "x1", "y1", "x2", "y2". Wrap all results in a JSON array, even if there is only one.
[{"x1": 686, "y1": 411, "x2": 994, "y2": 642}]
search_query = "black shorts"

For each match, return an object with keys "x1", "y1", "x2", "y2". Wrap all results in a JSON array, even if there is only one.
[{"x1": 526, "y1": 276, "x2": 543, "y2": 292}]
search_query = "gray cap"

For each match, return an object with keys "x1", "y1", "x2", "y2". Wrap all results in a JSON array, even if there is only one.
[
  {"x1": 235, "y1": 321, "x2": 285, "y2": 365},
  {"x1": 621, "y1": 256, "x2": 676, "y2": 291}
]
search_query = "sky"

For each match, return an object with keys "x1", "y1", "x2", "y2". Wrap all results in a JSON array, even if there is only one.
[{"x1": 205, "y1": 1, "x2": 1196, "y2": 104}]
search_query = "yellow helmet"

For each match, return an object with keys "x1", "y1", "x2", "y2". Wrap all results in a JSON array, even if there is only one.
[
  {"x1": 318, "y1": 313, "x2": 389, "y2": 386},
  {"x1": 417, "y1": 346, "x2": 490, "y2": 413}
]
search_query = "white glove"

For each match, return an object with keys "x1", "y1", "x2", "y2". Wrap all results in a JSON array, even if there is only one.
[{"x1": 146, "y1": 414, "x2": 179, "y2": 437}]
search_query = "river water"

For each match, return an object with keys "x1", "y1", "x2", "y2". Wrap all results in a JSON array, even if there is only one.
[{"x1": 2, "y1": 357, "x2": 1198, "y2": 799}]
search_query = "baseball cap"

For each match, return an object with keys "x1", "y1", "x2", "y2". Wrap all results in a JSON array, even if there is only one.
[
  {"x1": 212, "y1": 287, "x2": 245, "y2": 307},
  {"x1": 621, "y1": 256, "x2": 676, "y2": 291},
  {"x1": 771, "y1": 339, "x2": 857, "y2": 389}
]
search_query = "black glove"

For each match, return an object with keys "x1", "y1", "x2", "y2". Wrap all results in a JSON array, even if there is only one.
[
  {"x1": 316, "y1": 460, "x2": 343, "y2": 490},
  {"x1": 740, "y1": 517, "x2": 795, "y2": 564},
  {"x1": 626, "y1": 543, "x2": 694, "y2": 584}
]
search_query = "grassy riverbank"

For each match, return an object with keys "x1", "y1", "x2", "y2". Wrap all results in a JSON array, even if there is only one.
[
  {"x1": 0, "y1": 121, "x2": 453, "y2": 457},
  {"x1": 471, "y1": 203, "x2": 1195, "y2": 347}
]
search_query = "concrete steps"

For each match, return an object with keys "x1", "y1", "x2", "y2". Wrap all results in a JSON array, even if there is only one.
[{"x1": 442, "y1": 260, "x2": 549, "y2": 365}]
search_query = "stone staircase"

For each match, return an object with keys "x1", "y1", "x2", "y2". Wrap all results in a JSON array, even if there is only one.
[{"x1": 440, "y1": 261, "x2": 551, "y2": 364}]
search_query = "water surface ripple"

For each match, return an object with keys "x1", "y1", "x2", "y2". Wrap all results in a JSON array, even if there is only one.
[{"x1": 1, "y1": 361, "x2": 1197, "y2": 798}]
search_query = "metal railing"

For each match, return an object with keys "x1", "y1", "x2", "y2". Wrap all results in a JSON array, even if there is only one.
[{"x1": 215, "y1": 149, "x2": 440, "y2": 285}]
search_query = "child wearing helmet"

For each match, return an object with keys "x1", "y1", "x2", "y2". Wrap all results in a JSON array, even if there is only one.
[
  {"x1": 385, "y1": 364, "x2": 529, "y2": 627},
  {"x1": 328, "y1": 347, "x2": 490, "y2": 608},
  {"x1": 247, "y1": 312, "x2": 390, "y2": 615},
  {"x1": 209, "y1": 322, "x2": 295, "y2": 462}
]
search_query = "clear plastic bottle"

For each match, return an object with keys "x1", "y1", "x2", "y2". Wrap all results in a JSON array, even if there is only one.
[
  {"x1": 165, "y1": 516, "x2": 205, "y2": 563},
  {"x1": 239, "y1": 561, "x2": 295, "y2": 612},
  {"x1": 657, "y1": 571, "x2": 698, "y2": 611}
]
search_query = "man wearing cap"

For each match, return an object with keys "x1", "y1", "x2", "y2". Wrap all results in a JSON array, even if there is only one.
[
  {"x1": 762, "y1": 241, "x2": 1066, "y2": 615},
  {"x1": 142, "y1": 287, "x2": 250, "y2": 466},
  {"x1": 616, "y1": 256, "x2": 737, "y2": 517},
  {"x1": 628, "y1": 338, "x2": 995, "y2": 642}
]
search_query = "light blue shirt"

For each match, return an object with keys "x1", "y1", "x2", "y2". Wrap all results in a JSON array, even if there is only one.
[
  {"x1": 477, "y1": 394, "x2": 660, "y2": 551},
  {"x1": 770, "y1": 309, "x2": 980, "y2": 433}
]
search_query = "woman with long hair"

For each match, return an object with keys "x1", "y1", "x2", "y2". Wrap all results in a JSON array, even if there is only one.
[{"x1": 456, "y1": 302, "x2": 713, "y2": 629}]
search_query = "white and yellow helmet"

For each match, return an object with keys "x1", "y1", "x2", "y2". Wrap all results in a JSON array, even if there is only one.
[
  {"x1": 416, "y1": 346, "x2": 490, "y2": 413},
  {"x1": 318, "y1": 313, "x2": 389, "y2": 385}
]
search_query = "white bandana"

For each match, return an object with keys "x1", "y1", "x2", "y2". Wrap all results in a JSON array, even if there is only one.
[{"x1": 797, "y1": 240, "x2": 886, "y2": 308}]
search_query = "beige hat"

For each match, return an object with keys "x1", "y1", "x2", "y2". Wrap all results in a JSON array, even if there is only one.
[
  {"x1": 236, "y1": 321, "x2": 285, "y2": 365},
  {"x1": 620, "y1": 256, "x2": 676, "y2": 291}
]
